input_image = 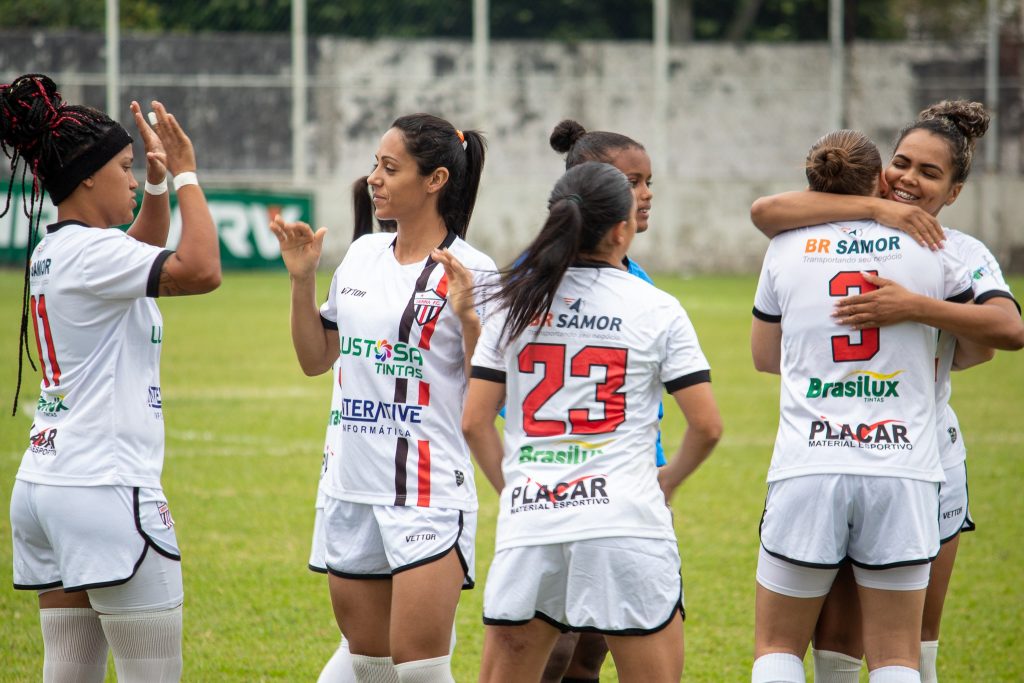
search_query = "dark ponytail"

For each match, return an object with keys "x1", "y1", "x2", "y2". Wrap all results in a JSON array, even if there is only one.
[
  {"x1": 1, "y1": 73, "x2": 129, "y2": 415},
  {"x1": 492, "y1": 162, "x2": 633, "y2": 344},
  {"x1": 350, "y1": 175, "x2": 397, "y2": 242}
]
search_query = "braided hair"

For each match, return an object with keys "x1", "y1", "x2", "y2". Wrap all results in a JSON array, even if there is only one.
[{"x1": 0, "y1": 73, "x2": 129, "y2": 415}]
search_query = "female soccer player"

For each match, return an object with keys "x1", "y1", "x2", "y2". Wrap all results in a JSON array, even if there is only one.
[
  {"x1": 464, "y1": 161, "x2": 722, "y2": 683},
  {"x1": 273, "y1": 113, "x2": 494, "y2": 683},
  {"x1": 751, "y1": 102, "x2": 1023, "y2": 683},
  {"x1": 541, "y1": 120, "x2": 661, "y2": 683},
  {"x1": 750, "y1": 128, "x2": 978, "y2": 683},
  {"x1": 4, "y1": 73, "x2": 220, "y2": 682}
]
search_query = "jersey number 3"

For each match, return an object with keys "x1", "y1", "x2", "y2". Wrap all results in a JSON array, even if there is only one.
[
  {"x1": 518, "y1": 343, "x2": 627, "y2": 437},
  {"x1": 830, "y1": 270, "x2": 879, "y2": 362}
]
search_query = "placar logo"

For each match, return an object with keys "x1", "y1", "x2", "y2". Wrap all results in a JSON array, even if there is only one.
[
  {"x1": 509, "y1": 475, "x2": 610, "y2": 514},
  {"x1": 29, "y1": 426, "x2": 57, "y2": 455},
  {"x1": 808, "y1": 417, "x2": 912, "y2": 451}
]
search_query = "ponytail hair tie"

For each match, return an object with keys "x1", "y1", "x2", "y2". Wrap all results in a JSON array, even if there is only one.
[
  {"x1": 455, "y1": 129, "x2": 467, "y2": 150},
  {"x1": 566, "y1": 193, "x2": 583, "y2": 207}
]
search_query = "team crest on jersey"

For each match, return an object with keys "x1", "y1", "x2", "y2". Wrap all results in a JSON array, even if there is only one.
[
  {"x1": 157, "y1": 501, "x2": 174, "y2": 528},
  {"x1": 948, "y1": 426, "x2": 958, "y2": 444},
  {"x1": 413, "y1": 288, "x2": 447, "y2": 326}
]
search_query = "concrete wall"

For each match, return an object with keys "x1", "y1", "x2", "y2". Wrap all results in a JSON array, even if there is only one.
[{"x1": 2, "y1": 31, "x2": 1021, "y2": 273}]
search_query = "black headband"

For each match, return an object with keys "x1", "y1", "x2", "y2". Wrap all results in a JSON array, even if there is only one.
[{"x1": 44, "y1": 124, "x2": 133, "y2": 205}]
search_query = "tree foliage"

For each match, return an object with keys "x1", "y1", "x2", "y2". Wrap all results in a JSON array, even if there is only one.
[{"x1": 0, "y1": 0, "x2": 998, "y2": 42}]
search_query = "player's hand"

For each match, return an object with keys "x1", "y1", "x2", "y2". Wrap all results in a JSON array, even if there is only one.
[
  {"x1": 148, "y1": 100, "x2": 197, "y2": 176},
  {"x1": 833, "y1": 272, "x2": 919, "y2": 329},
  {"x1": 130, "y1": 100, "x2": 167, "y2": 184},
  {"x1": 657, "y1": 468, "x2": 677, "y2": 505},
  {"x1": 873, "y1": 200, "x2": 944, "y2": 251},
  {"x1": 269, "y1": 215, "x2": 326, "y2": 280},
  {"x1": 432, "y1": 248, "x2": 477, "y2": 323}
]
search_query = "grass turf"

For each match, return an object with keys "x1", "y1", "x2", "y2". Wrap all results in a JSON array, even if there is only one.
[{"x1": 0, "y1": 270, "x2": 1021, "y2": 681}]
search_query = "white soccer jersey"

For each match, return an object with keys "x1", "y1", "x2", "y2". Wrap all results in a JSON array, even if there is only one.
[
  {"x1": 319, "y1": 231, "x2": 497, "y2": 511},
  {"x1": 17, "y1": 221, "x2": 173, "y2": 488},
  {"x1": 471, "y1": 264, "x2": 711, "y2": 551},
  {"x1": 934, "y1": 228, "x2": 1019, "y2": 468},
  {"x1": 315, "y1": 359, "x2": 344, "y2": 509},
  {"x1": 753, "y1": 220, "x2": 972, "y2": 483}
]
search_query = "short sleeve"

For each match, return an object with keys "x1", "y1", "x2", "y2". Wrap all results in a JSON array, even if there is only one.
[
  {"x1": 752, "y1": 242, "x2": 781, "y2": 322},
  {"x1": 470, "y1": 304, "x2": 508, "y2": 383},
  {"x1": 937, "y1": 243, "x2": 974, "y2": 303},
  {"x1": 81, "y1": 230, "x2": 172, "y2": 300},
  {"x1": 957, "y1": 234, "x2": 1018, "y2": 310},
  {"x1": 660, "y1": 302, "x2": 711, "y2": 392},
  {"x1": 319, "y1": 269, "x2": 340, "y2": 330},
  {"x1": 472, "y1": 262, "x2": 500, "y2": 328}
]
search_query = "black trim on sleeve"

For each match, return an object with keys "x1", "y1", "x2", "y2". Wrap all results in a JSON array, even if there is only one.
[
  {"x1": 320, "y1": 314, "x2": 339, "y2": 331},
  {"x1": 975, "y1": 289, "x2": 1021, "y2": 314},
  {"x1": 752, "y1": 306, "x2": 782, "y2": 323},
  {"x1": 664, "y1": 370, "x2": 711, "y2": 394},
  {"x1": 471, "y1": 366, "x2": 507, "y2": 383},
  {"x1": 946, "y1": 287, "x2": 974, "y2": 304},
  {"x1": 146, "y1": 249, "x2": 174, "y2": 298}
]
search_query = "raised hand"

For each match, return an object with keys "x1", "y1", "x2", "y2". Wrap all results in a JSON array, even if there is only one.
[
  {"x1": 270, "y1": 215, "x2": 327, "y2": 280},
  {"x1": 147, "y1": 100, "x2": 196, "y2": 176},
  {"x1": 130, "y1": 100, "x2": 167, "y2": 183},
  {"x1": 432, "y1": 247, "x2": 477, "y2": 322}
]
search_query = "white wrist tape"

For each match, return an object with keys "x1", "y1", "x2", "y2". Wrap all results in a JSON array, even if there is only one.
[
  {"x1": 173, "y1": 171, "x2": 198, "y2": 191},
  {"x1": 145, "y1": 178, "x2": 168, "y2": 195}
]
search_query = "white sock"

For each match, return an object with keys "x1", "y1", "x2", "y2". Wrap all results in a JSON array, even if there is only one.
[
  {"x1": 869, "y1": 665, "x2": 920, "y2": 683},
  {"x1": 812, "y1": 648, "x2": 861, "y2": 683},
  {"x1": 99, "y1": 605, "x2": 182, "y2": 682},
  {"x1": 318, "y1": 637, "x2": 357, "y2": 683},
  {"x1": 919, "y1": 641, "x2": 938, "y2": 683},
  {"x1": 394, "y1": 655, "x2": 454, "y2": 683},
  {"x1": 40, "y1": 608, "x2": 109, "y2": 683},
  {"x1": 752, "y1": 652, "x2": 805, "y2": 683},
  {"x1": 351, "y1": 654, "x2": 400, "y2": 683}
]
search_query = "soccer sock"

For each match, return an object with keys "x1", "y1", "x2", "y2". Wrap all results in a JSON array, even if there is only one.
[
  {"x1": 99, "y1": 606, "x2": 182, "y2": 682},
  {"x1": 317, "y1": 636, "x2": 357, "y2": 683},
  {"x1": 39, "y1": 608, "x2": 109, "y2": 683},
  {"x1": 751, "y1": 652, "x2": 805, "y2": 683},
  {"x1": 394, "y1": 655, "x2": 455, "y2": 683},
  {"x1": 812, "y1": 648, "x2": 861, "y2": 683},
  {"x1": 868, "y1": 665, "x2": 920, "y2": 683},
  {"x1": 919, "y1": 641, "x2": 939, "y2": 683},
  {"x1": 351, "y1": 654, "x2": 400, "y2": 683}
]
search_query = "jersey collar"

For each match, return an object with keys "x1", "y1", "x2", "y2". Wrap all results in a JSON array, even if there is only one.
[{"x1": 46, "y1": 220, "x2": 91, "y2": 234}]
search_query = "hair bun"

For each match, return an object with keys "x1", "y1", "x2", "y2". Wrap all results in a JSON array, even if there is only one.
[
  {"x1": 549, "y1": 119, "x2": 588, "y2": 154},
  {"x1": 919, "y1": 99, "x2": 990, "y2": 142},
  {"x1": 0, "y1": 74, "x2": 66, "y2": 158},
  {"x1": 811, "y1": 146, "x2": 849, "y2": 180}
]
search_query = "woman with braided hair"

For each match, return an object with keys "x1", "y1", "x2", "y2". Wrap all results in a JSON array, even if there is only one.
[{"x1": 4, "y1": 73, "x2": 220, "y2": 682}]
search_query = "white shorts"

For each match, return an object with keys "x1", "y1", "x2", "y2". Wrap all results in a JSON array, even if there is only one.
[
  {"x1": 759, "y1": 474, "x2": 940, "y2": 569},
  {"x1": 11, "y1": 482, "x2": 181, "y2": 593},
  {"x1": 323, "y1": 496, "x2": 475, "y2": 588},
  {"x1": 309, "y1": 506, "x2": 328, "y2": 574},
  {"x1": 483, "y1": 536, "x2": 683, "y2": 635},
  {"x1": 938, "y1": 461, "x2": 974, "y2": 543}
]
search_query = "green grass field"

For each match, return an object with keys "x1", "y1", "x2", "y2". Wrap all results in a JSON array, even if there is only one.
[{"x1": 1, "y1": 269, "x2": 1022, "y2": 681}]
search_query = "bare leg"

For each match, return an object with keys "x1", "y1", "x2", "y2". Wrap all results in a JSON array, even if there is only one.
[
  {"x1": 540, "y1": 632, "x2": 580, "y2": 683},
  {"x1": 754, "y1": 583, "x2": 827, "y2": 659},
  {"x1": 605, "y1": 611, "x2": 684, "y2": 683},
  {"x1": 329, "y1": 574, "x2": 393, "y2": 657},
  {"x1": 813, "y1": 563, "x2": 864, "y2": 656},
  {"x1": 921, "y1": 536, "x2": 959, "y2": 643},
  {"x1": 389, "y1": 549, "x2": 464, "y2": 664},
  {"x1": 857, "y1": 585, "x2": 926, "y2": 671},
  {"x1": 479, "y1": 620, "x2": 561, "y2": 683},
  {"x1": 563, "y1": 632, "x2": 609, "y2": 680}
]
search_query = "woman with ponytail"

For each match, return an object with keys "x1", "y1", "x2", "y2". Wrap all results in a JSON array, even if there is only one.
[
  {"x1": 272, "y1": 113, "x2": 495, "y2": 682},
  {"x1": 749, "y1": 129, "x2": 981, "y2": 683},
  {"x1": 3, "y1": 73, "x2": 220, "y2": 682},
  {"x1": 463, "y1": 161, "x2": 722, "y2": 682},
  {"x1": 752, "y1": 104, "x2": 1023, "y2": 682}
]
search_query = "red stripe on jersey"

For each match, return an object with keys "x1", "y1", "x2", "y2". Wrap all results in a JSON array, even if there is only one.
[
  {"x1": 418, "y1": 381, "x2": 430, "y2": 406},
  {"x1": 417, "y1": 274, "x2": 449, "y2": 351},
  {"x1": 38, "y1": 295, "x2": 62, "y2": 385},
  {"x1": 416, "y1": 439, "x2": 431, "y2": 506},
  {"x1": 29, "y1": 295, "x2": 50, "y2": 388}
]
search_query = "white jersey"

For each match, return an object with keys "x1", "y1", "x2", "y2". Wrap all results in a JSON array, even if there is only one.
[
  {"x1": 315, "y1": 359, "x2": 344, "y2": 509},
  {"x1": 17, "y1": 221, "x2": 172, "y2": 488},
  {"x1": 319, "y1": 231, "x2": 497, "y2": 511},
  {"x1": 935, "y1": 228, "x2": 1019, "y2": 468},
  {"x1": 471, "y1": 264, "x2": 711, "y2": 551},
  {"x1": 753, "y1": 220, "x2": 972, "y2": 483}
]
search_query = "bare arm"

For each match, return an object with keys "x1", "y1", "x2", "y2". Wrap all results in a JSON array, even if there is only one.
[
  {"x1": 834, "y1": 274, "x2": 1024, "y2": 351},
  {"x1": 150, "y1": 101, "x2": 221, "y2": 296},
  {"x1": 126, "y1": 101, "x2": 171, "y2": 247},
  {"x1": 750, "y1": 191, "x2": 944, "y2": 249},
  {"x1": 751, "y1": 318, "x2": 783, "y2": 374},
  {"x1": 269, "y1": 215, "x2": 337, "y2": 376},
  {"x1": 462, "y1": 378, "x2": 506, "y2": 492},
  {"x1": 657, "y1": 382, "x2": 723, "y2": 503}
]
